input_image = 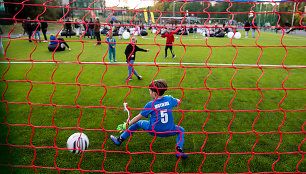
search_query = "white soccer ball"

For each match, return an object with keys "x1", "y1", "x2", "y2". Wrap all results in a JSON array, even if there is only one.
[
  {"x1": 60, "y1": 43, "x2": 66, "y2": 49},
  {"x1": 67, "y1": 133, "x2": 89, "y2": 154},
  {"x1": 122, "y1": 31, "x2": 130, "y2": 40},
  {"x1": 227, "y1": 32, "x2": 234, "y2": 39},
  {"x1": 234, "y1": 32, "x2": 241, "y2": 39}
]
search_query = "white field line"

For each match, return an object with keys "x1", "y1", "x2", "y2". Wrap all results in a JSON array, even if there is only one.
[
  {"x1": 141, "y1": 36, "x2": 306, "y2": 41},
  {"x1": 0, "y1": 61, "x2": 305, "y2": 68}
]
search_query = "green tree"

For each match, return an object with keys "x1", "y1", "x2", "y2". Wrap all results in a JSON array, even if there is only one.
[
  {"x1": 4, "y1": 0, "x2": 62, "y2": 20},
  {"x1": 278, "y1": 1, "x2": 306, "y2": 27}
]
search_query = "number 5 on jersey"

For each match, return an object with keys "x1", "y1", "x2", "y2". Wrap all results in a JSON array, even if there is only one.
[{"x1": 160, "y1": 110, "x2": 168, "y2": 123}]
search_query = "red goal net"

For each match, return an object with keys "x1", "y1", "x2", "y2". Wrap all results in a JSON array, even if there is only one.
[{"x1": 0, "y1": 0, "x2": 305, "y2": 173}]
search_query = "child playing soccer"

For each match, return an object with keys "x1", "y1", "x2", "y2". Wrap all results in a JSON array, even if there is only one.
[
  {"x1": 161, "y1": 27, "x2": 180, "y2": 58},
  {"x1": 110, "y1": 79, "x2": 187, "y2": 158},
  {"x1": 107, "y1": 32, "x2": 117, "y2": 62},
  {"x1": 124, "y1": 37, "x2": 150, "y2": 81}
]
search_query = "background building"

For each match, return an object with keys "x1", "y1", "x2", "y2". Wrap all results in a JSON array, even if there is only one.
[{"x1": 68, "y1": 0, "x2": 106, "y2": 19}]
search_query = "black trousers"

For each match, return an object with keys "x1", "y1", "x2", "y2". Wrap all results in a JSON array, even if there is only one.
[
  {"x1": 95, "y1": 32, "x2": 101, "y2": 45},
  {"x1": 42, "y1": 28, "x2": 47, "y2": 40},
  {"x1": 27, "y1": 31, "x2": 32, "y2": 42},
  {"x1": 165, "y1": 45, "x2": 174, "y2": 57},
  {"x1": 48, "y1": 44, "x2": 65, "y2": 51}
]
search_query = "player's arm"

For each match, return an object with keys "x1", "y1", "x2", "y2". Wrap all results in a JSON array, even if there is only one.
[
  {"x1": 135, "y1": 45, "x2": 149, "y2": 52},
  {"x1": 161, "y1": 32, "x2": 168, "y2": 37},
  {"x1": 128, "y1": 113, "x2": 143, "y2": 126},
  {"x1": 172, "y1": 28, "x2": 180, "y2": 34},
  {"x1": 117, "y1": 114, "x2": 143, "y2": 133}
]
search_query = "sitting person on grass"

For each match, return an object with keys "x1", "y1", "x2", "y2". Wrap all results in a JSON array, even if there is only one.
[{"x1": 48, "y1": 34, "x2": 71, "y2": 52}]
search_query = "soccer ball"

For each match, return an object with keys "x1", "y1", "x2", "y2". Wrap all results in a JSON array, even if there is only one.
[
  {"x1": 234, "y1": 32, "x2": 241, "y2": 39},
  {"x1": 60, "y1": 43, "x2": 66, "y2": 49},
  {"x1": 122, "y1": 31, "x2": 130, "y2": 40},
  {"x1": 67, "y1": 133, "x2": 89, "y2": 154},
  {"x1": 227, "y1": 32, "x2": 234, "y2": 39}
]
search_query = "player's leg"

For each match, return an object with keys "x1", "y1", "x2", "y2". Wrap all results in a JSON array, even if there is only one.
[
  {"x1": 37, "y1": 31, "x2": 41, "y2": 42},
  {"x1": 43, "y1": 29, "x2": 47, "y2": 41},
  {"x1": 28, "y1": 31, "x2": 32, "y2": 42},
  {"x1": 0, "y1": 37, "x2": 4, "y2": 55},
  {"x1": 110, "y1": 120, "x2": 150, "y2": 146},
  {"x1": 164, "y1": 45, "x2": 168, "y2": 58},
  {"x1": 170, "y1": 46, "x2": 176, "y2": 58},
  {"x1": 155, "y1": 125, "x2": 187, "y2": 158},
  {"x1": 109, "y1": 47, "x2": 113, "y2": 62},
  {"x1": 126, "y1": 61, "x2": 133, "y2": 81},
  {"x1": 126, "y1": 60, "x2": 140, "y2": 81},
  {"x1": 129, "y1": 59, "x2": 141, "y2": 79},
  {"x1": 174, "y1": 125, "x2": 186, "y2": 158},
  {"x1": 113, "y1": 48, "x2": 117, "y2": 62}
]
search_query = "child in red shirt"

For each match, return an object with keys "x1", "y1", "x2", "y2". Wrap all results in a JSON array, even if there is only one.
[{"x1": 161, "y1": 27, "x2": 180, "y2": 58}]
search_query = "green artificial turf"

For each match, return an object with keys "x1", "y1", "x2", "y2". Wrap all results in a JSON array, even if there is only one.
[{"x1": 0, "y1": 31, "x2": 305, "y2": 173}]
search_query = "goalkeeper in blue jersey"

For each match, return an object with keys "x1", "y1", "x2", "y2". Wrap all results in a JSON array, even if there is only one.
[{"x1": 110, "y1": 79, "x2": 187, "y2": 158}]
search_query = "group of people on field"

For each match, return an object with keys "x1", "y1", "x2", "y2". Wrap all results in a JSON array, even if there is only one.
[
  {"x1": 65, "y1": 17, "x2": 101, "y2": 44},
  {"x1": 22, "y1": 17, "x2": 48, "y2": 43},
  {"x1": 244, "y1": 21, "x2": 257, "y2": 38}
]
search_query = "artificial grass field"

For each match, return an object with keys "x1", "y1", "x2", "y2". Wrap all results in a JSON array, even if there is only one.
[{"x1": 0, "y1": 31, "x2": 305, "y2": 173}]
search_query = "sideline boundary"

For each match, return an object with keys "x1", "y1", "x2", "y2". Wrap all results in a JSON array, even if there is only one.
[{"x1": 0, "y1": 61, "x2": 305, "y2": 68}]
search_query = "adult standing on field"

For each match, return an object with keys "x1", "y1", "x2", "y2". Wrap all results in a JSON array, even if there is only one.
[
  {"x1": 32, "y1": 21, "x2": 41, "y2": 43},
  {"x1": 244, "y1": 21, "x2": 250, "y2": 38},
  {"x1": 22, "y1": 20, "x2": 27, "y2": 35},
  {"x1": 40, "y1": 17, "x2": 48, "y2": 42},
  {"x1": 74, "y1": 19, "x2": 81, "y2": 37},
  {"x1": 251, "y1": 21, "x2": 257, "y2": 38},
  {"x1": 83, "y1": 18, "x2": 89, "y2": 38},
  {"x1": 94, "y1": 17, "x2": 101, "y2": 45},
  {"x1": 25, "y1": 17, "x2": 33, "y2": 43},
  {"x1": 88, "y1": 18, "x2": 95, "y2": 39},
  {"x1": 161, "y1": 27, "x2": 180, "y2": 58},
  {"x1": 193, "y1": 24, "x2": 198, "y2": 37},
  {"x1": 65, "y1": 17, "x2": 72, "y2": 38}
]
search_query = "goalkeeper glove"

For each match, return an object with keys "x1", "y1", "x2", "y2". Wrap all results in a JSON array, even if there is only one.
[{"x1": 117, "y1": 122, "x2": 130, "y2": 134}]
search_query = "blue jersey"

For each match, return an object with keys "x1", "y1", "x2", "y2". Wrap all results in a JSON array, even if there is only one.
[
  {"x1": 49, "y1": 35, "x2": 57, "y2": 45},
  {"x1": 107, "y1": 37, "x2": 116, "y2": 47},
  {"x1": 140, "y1": 96, "x2": 178, "y2": 132}
]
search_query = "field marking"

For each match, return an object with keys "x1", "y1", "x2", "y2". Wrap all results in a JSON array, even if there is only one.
[
  {"x1": 0, "y1": 61, "x2": 305, "y2": 68},
  {"x1": 141, "y1": 36, "x2": 306, "y2": 41}
]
